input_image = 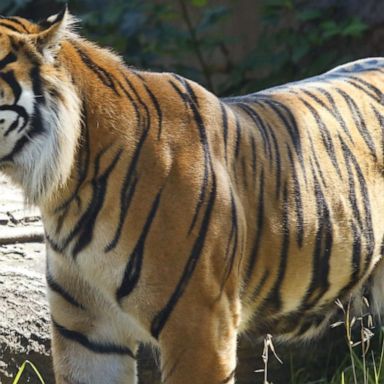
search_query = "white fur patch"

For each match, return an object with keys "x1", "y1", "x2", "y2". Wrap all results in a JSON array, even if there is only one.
[{"x1": 2, "y1": 75, "x2": 81, "y2": 204}]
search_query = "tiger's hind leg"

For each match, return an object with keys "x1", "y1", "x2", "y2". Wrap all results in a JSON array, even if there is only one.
[{"x1": 155, "y1": 298, "x2": 238, "y2": 384}]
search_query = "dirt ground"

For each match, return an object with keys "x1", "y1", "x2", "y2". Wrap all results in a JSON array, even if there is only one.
[{"x1": 0, "y1": 174, "x2": 52, "y2": 384}]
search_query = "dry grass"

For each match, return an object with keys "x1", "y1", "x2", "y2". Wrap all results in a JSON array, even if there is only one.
[{"x1": 256, "y1": 296, "x2": 384, "y2": 384}]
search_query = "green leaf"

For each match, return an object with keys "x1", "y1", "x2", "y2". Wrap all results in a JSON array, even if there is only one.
[
  {"x1": 341, "y1": 19, "x2": 368, "y2": 37},
  {"x1": 190, "y1": 0, "x2": 207, "y2": 7},
  {"x1": 321, "y1": 20, "x2": 342, "y2": 39},
  {"x1": 297, "y1": 9, "x2": 322, "y2": 22}
]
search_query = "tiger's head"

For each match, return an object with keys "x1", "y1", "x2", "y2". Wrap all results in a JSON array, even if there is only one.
[{"x1": 0, "y1": 7, "x2": 81, "y2": 204}]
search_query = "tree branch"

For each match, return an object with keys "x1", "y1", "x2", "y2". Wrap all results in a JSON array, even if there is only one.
[{"x1": 178, "y1": 0, "x2": 215, "y2": 92}]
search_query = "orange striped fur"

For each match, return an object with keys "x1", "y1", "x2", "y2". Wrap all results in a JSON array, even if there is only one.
[{"x1": 1, "y1": 7, "x2": 384, "y2": 384}]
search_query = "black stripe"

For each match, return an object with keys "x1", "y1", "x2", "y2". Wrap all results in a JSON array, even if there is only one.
[
  {"x1": 28, "y1": 66, "x2": 47, "y2": 144},
  {"x1": 221, "y1": 189, "x2": 238, "y2": 289},
  {"x1": 243, "y1": 169, "x2": 264, "y2": 287},
  {"x1": 168, "y1": 80, "x2": 209, "y2": 235},
  {"x1": 0, "y1": 65, "x2": 44, "y2": 162},
  {"x1": 116, "y1": 190, "x2": 162, "y2": 301},
  {"x1": 113, "y1": 72, "x2": 140, "y2": 125},
  {"x1": 251, "y1": 269, "x2": 269, "y2": 301},
  {"x1": 49, "y1": 146, "x2": 118, "y2": 254},
  {"x1": 336, "y1": 88, "x2": 377, "y2": 160},
  {"x1": 73, "y1": 44, "x2": 119, "y2": 96},
  {"x1": 300, "y1": 173, "x2": 332, "y2": 309},
  {"x1": 143, "y1": 83, "x2": 163, "y2": 139},
  {"x1": 237, "y1": 103, "x2": 271, "y2": 161},
  {"x1": 105, "y1": 76, "x2": 152, "y2": 252},
  {"x1": 1, "y1": 105, "x2": 29, "y2": 136},
  {"x1": 55, "y1": 104, "x2": 90, "y2": 217},
  {"x1": 0, "y1": 70, "x2": 22, "y2": 103},
  {"x1": 188, "y1": 160, "x2": 208, "y2": 234},
  {"x1": 268, "y1": 124, "x2": 282, "y2": 199},
  {"x1": 105, "y1": 126, "x2": 147, "y2": 251},
  {"x1": 45, "y1": 232, "x2": 64, "y2": 253},
  {"x1": 302, "y1": 88, "x2": 353, "y2": 142},
  {"x1": 151, "y1": 174, "x2": 216, "y2": 339},
  {"x1": 52, "y1": 319, "x2": 135, "y2": 357},
  {"x1": 0, "y1": 51, "x2": 17, "y2": 70},
  {"x1": 234, "y1": 114, "x2": 241, "y2": 159},
  {"x1": 3, "y1": 17, "x2": 30, "y2": 33},
  {"x1": 0, "y1": 135, "x2": 28, "y2": 162},
  {"x1": 169, "y1": 80, "x2": 189, "y2": 105},
  {"x1": 105, "y1": 175, "x2": 138, "y2": 252},
  {"x1": 265, "y1": 182, "x2": 290, "y2": 312},
  {"x1": 350, "y1": 220, "x2": 362, "y2": 282},
  {"x1": 257, "y1": 97, "x2": 304, "y2": 172},
  {"x1": 341, "y1": 138, "x2": 363, "y2": 229},
  {"x1": 72, "y1": 148, "x2": 122, "y2": 258},
  {"x1": 4, "y1": 115, "x2": 20, "y2": 137},
  {"x1": 308, "y1": 135, "x2": 327, "y2": 188},
  {"x1": 286, "y1": 145, "x2": 304, "y2": 247},
  {"x1": 173, "y1": 75, "x2": 199, "y2": 106},
  {"x1": 299, "y1": 96, "x2": 342, "y2": 177},
  {"x1": 250, "y1": 133, "x2": 256, "y2": 183},
  {"x1": 46, "y1": 271, "x2": 85, "y2": 309},
  {"x1": 346, "y1": 76, "x2": 382, "y2": 103},
  {"x1": 0, "y1": 22, "x2": 20, "y2": 33},
  {"x1": 151, "y1": 78, "x2": 215, "y2": 337},
  {"x1": 296, "y1": 312, "x2": 326, "y2": 336},
  {"x1": 380, "y1": 235, "x2": 384, "y2": 257},
  {"x1": 371, "y1": 105, "x2": 384, "y2": 162},
  {"x1": 339, "y1": 137, "x2": 375, "y2": 273},
  {"x1": 241, "y1": 156, "x2": 248, "y2": 190},
  {"x1": 221, "y1": 102, "x2": 229, "y2": 163},
  {"x1": 122, "y1": 74, "x2": 151, "y2": 128},
  {"x1": 31, "y1": 65, "x2": 45, "y2": 105}
]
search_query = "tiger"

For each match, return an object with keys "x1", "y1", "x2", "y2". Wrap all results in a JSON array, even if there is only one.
[{"x1": 1, "y1": 5, "x2": 384, "y2": 384}]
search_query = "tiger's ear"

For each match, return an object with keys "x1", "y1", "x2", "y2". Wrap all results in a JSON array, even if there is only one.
[{"x1": 34, "y1": 6, "x2": 71, "y2": 61}]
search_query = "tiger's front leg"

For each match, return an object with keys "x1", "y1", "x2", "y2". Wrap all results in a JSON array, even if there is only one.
[
  {"x1": 47, "y1": 269, "x2": 139, "y2": 384},
  {"x1": 51, "y1": 317, "x2": 138, "y2": 384}
]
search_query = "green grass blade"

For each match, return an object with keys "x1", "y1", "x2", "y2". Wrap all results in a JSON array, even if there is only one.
[{"x1": 12, "y1": 360, "x2": 45, "y2": 384}]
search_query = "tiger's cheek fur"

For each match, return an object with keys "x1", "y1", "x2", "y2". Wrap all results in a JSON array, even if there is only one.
[
  {"x1": 9, "y1": 70, "x2": 81, "y2": 204},
  {"x1": 0, "y1": 86, "x2": 34, "y2": 159}
]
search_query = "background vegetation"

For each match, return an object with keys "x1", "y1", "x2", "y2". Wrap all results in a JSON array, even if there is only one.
[
  {"x1": 0, "y1": 0, "x2": 379, "y2": 96},
  {"x1": 2, "y1": 0, "x2": 384, "y2": 383}
]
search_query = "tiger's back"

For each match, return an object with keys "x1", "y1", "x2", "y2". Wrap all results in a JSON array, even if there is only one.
[{"x1": 0, "y1": 9, "x2": 384, "y2": 384}]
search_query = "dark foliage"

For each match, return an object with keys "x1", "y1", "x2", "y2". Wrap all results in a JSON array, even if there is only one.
[{"x1": 0, "y1": 0, "x2": 375, "y2": 96}]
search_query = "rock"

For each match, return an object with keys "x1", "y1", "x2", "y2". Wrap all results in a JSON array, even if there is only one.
[{"x1": 0, "y1": 269, "x2": 53, "y2": 384}]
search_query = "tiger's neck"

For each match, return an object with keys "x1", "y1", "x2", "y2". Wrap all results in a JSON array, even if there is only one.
[{"x1": 39, "y1": 38, "x2": 145, "y2": 229}]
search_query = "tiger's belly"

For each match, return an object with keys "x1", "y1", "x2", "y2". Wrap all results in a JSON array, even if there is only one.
[{"x1": 240, "y1": 220, "x2": 384, "y2": 341}]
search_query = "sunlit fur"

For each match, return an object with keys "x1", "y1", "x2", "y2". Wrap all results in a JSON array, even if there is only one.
[{"x1": 2, "y1": 8, "x2": 384, "y2": 384}]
